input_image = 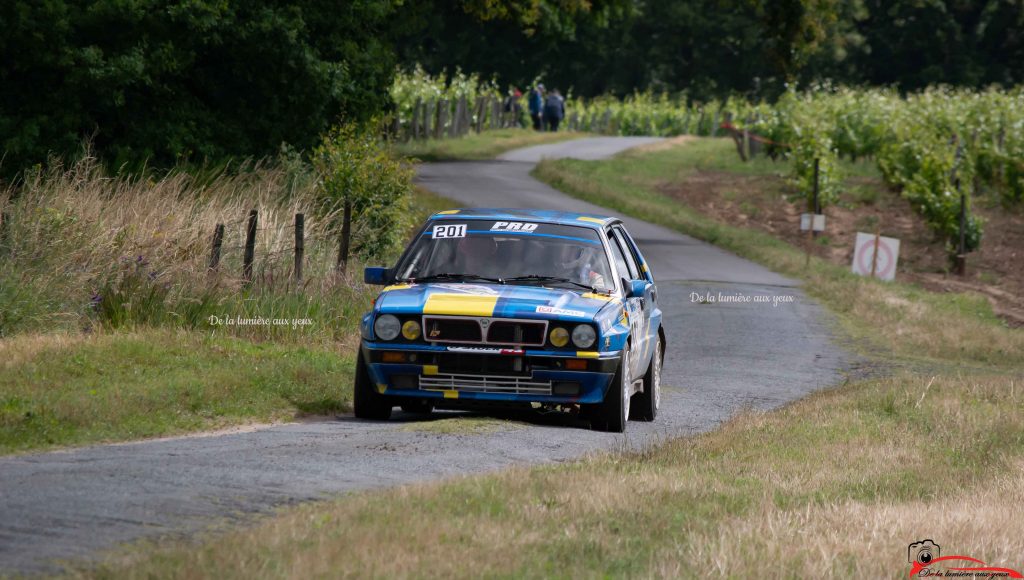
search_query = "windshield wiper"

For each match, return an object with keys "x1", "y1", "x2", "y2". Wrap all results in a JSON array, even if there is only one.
[
  {"x1": 504, "y1": 275, "x2": 609, "y2": 294},
  {"x1": 406, "y1": 273, "x2": 505, "y2": 284}
]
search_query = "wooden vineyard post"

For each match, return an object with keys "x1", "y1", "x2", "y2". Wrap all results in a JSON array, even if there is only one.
[
  {"x1": 870, "y1": 228, "x2": 881, "y2": 278},
  {"x1": 336, "y1": 200, "x2": 352, "y2": 275},
  {"x1": 294, "y1": 213, "x2": 304, "y2": 284},
  {"x1": 208, "y1": 223, "x2": 224, "y2": 272},
  {"x1": 411, "y1": 97, "x2": 421, "y2": 140},
  {"x1": 243, "y1": 210, "x2": 257, "y2": 283}
]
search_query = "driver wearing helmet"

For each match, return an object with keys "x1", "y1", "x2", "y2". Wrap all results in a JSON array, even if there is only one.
[
  {"x1": 455, "y1": 236, "x2": 499, "y2": 277},
  {"x1": 555, "y1": 243, "x2": 607, "y2": 290}
]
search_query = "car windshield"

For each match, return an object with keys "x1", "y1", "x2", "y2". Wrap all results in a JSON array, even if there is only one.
[{"x1": 394, "y1": 219, "x2": 614, "y2": 292}]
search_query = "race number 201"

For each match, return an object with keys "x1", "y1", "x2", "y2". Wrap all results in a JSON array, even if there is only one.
[{"x1": 432, "y1": 224, "x2": 467, "y2": 239}]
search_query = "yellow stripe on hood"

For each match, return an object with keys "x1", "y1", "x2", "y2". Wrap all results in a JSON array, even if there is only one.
[{"x1": 423, "y1": 293, "x2": 498, "y2": 316}]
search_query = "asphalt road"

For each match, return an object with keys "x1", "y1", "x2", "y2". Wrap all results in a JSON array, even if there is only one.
[{"x1": 0, "y1": 137, "x2": 857, "y2": 575}]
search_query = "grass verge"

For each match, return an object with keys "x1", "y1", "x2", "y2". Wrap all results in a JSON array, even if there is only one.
[
  {"x1": 0, "y1": 330, "x2": 354, "y2": 455},
  {"x1": 393, "y1": 128, "x2": 586, "y2": 161}
]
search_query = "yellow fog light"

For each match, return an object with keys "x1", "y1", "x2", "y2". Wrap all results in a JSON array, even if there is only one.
[
  {"x1": 549, "y1": 327, "x2": 570, "y2": 347},
  {"x1": 402, "y1": 320, "x2": 421, "y2": 340}
]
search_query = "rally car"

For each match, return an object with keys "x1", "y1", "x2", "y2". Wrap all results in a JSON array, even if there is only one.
[{"x1": 356, "y1": 208, "x2": 664, "y2": 432}]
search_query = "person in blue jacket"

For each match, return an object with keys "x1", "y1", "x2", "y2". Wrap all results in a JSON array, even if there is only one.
[
  {"x1": 528, "y1": 84, "x2": 545, "y2": 131},
  {"x1": 543, "y1": 89, "x2": 565, "y2": 132}
]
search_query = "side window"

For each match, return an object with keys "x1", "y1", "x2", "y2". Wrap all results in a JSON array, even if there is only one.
[
  {"x1": 605, "y1": 230, "x2": 633, "y2": 286},
  {"x1": 611, "y1": 229, "x2": 640, "y2": 280}
]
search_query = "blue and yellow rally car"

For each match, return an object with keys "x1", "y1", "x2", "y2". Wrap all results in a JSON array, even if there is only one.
[{"x1": 357, "y1": 208, "x2": 664, "y2": 432}]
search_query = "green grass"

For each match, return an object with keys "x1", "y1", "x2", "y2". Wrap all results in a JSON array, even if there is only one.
[
  {"x1": 0, "y1": 330, "x2": 354, "y2": 455},
  {"x1": 392, "y1": 128, "x2": 586, "y2": 161}
]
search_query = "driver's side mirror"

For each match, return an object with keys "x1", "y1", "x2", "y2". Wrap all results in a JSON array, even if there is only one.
[
  {"x1": 625, "y1": 279, "x2": 649, "y2": 299},
  {"x1": 364, "y1": 266, "x2": 392, "y2": 285}
]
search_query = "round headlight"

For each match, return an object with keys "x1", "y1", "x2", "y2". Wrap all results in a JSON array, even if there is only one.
[
  {"x1": 401, "y1": 320, "x2": 421, "y2": 340},
  {"x1": 374, "y1": 314, "x2": 401, "y2": 341},
  {"x1": 571, "y1": 324, "x2": 597, "y2": 349},
  {"x1": 549, "y1": 327, "x2": 570, "y2": 347}
]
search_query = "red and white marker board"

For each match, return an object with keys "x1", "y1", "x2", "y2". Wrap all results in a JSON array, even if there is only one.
[{"x1": 852, "y1": 232, "x2": 900, "y2": 281}]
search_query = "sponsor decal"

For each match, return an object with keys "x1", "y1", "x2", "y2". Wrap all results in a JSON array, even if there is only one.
[
  {"x1": 907, "y1": 539, "x2": 1023, "y2": 578},
  {"x1": 536, "y1": 305, "x2": 586, "y2": 318},
  {"x1": 432, "y1": 223, "x2": 466, "y2": 238},
  {"x1": 490, "y1": 221, "x2": 538, "y2": 232},
  {"x1": 447, "y1": 346, "x2": 524, "y2": 355}
]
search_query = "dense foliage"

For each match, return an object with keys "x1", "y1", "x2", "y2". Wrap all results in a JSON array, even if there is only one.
[
  {"x1": 0, "y1": 0, "x2": 399, "y2": 174},
  {"x1": 4, "y1": 1, "x2": 1023, "y2": 175},
  {"x1": 396, "y1": 0, "x2": 1024, "y2": 100},
  {"x1": 567, "y1": 86, "x2": 1024, "y2": 255}
]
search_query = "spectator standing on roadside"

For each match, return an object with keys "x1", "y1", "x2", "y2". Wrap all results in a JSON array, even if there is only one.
[
  {"x1": 504, "y1": 88, "x2": 524, "y2": 128},
  {"x1": 528, "y1": 84, "x2": 545, "y2": 131},
  {"x1": 543, "y1": 89, "x2": 565, "y2": 132}
]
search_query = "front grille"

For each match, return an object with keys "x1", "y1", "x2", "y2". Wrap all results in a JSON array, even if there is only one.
[
  {"x1": 420, "y1": 373, "x2": 552, "y2": 396},
  {"x1": 486, "y1": 320, "x2": 545, "y2": 346},
  {"x1": 422, "y1": 316, "x2": 548, "y2": 347},
  {"x1": 438, "y1": 353, "x2": 525, "y2": 375},
  {"x1": 423, "y1": 317, "x2": 482, "y2": 342}
]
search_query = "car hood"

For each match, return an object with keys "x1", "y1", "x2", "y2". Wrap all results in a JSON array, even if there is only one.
[{"x1": 375, "y1": 282, "x2": 615, "y2": 321}]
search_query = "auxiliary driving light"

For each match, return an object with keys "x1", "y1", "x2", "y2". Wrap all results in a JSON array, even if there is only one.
[
  {"x1": 571, "y1": 324, "x2": 597, "y2": 349},
  {"x1": 402, "y1": 319, "x2": 421, "y2": 340},
  {"x1": 549, "y1": 327, "x2": 569, "y2": 347},
  {"x1": 374, "y1": 314, "x2": 401, "y2": 341}
]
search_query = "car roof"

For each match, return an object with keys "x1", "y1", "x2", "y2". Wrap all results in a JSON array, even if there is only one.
[{"x1": 429, "y1": 208, "x2": 615, "y2": 229}]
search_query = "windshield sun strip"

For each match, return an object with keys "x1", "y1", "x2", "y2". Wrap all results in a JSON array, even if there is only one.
[{"x1": 419, "y1": 229, "x2": 601, "y2": 246}]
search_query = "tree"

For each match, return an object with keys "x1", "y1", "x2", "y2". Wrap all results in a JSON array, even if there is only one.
[{"x1": 0, "y1": 0, "x2": 399, "y2": 175}]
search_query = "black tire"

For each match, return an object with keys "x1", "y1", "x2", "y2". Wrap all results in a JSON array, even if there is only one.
[
  {"x1": 590, "y1": 343, "x2": 630, "y2": 433},
  {"x1": 630, "y1": 334, "x2": 662, "y2": 422},
  {"x1": 353, "y1": 352, "x2": 392, "y2": 420},
  {"x1": 400, "y1": 400, "x2": 434, "y2": 415}
]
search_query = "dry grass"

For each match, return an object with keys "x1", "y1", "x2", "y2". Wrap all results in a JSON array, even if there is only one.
[{"x1": 84, "y1": 373, "x2": 1024, "y2": 579}]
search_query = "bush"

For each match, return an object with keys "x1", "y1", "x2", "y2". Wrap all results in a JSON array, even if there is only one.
[{"x1": 313, "y1": 124, "x2": 413, "y2": 270}]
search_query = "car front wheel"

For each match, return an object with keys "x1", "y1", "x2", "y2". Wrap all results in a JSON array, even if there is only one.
[
  {"x1": 631, "y1": 335, "x2": 662, "y2": 421},
  {"x1": 353, "y1": 352, "x2": 393, "y2": 420},
  {"x1": 590, "y1": 343, "x2": 630, "y2": 433}
]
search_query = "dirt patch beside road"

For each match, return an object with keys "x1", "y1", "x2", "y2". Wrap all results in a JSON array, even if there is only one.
[{"x1": 659, "y1": 170, "x2": 1024, "y2": 326}]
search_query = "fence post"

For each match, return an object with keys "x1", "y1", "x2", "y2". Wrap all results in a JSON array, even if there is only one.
[
  {"x1": 411, "y1": 97, "x2": 421, "y2": 140},
  {"x1": 243, "y1": 210, "x2": 257, "y2": 283},
  {"x1": 294, "y1": 213, "x2": 304, "y2": 284},
  {"x1": 435, "y1": 100, "x2": 445, "y2": 139},
  {"x1": 208, "y1": 223, "x2": 224, "y2": 272},
  {"x1": 955, "y1": 182, "x2": 967, "y2": 276},
  {"x1": 461, "y1": 96, "x2": 470, "y2": 135},
  {"x1": 337, "y1": 200, "x2": 352, "y2": 275},
  {"x1": 0, "y1": 211, "x2": 9, "y2": 250}
]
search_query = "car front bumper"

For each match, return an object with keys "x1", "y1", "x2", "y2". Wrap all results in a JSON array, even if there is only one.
[{"x1": 361, "y1": 341, "x2": 621, "y2": 405}]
